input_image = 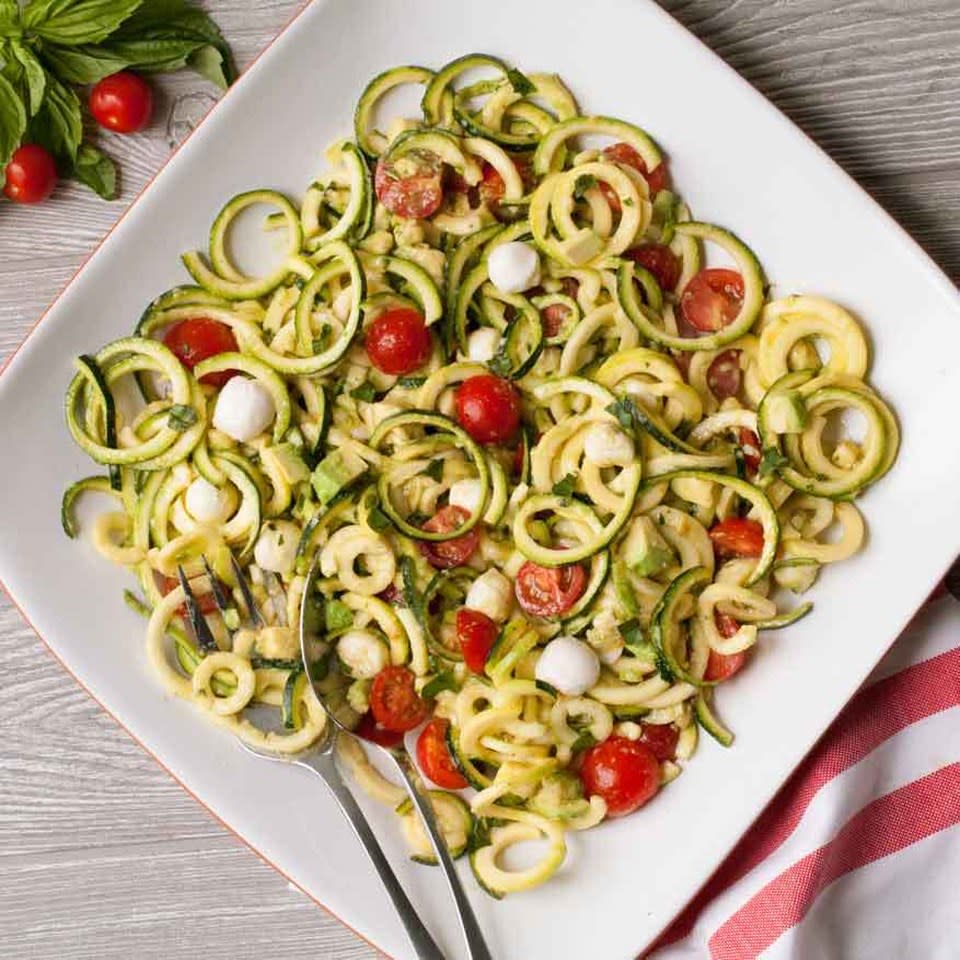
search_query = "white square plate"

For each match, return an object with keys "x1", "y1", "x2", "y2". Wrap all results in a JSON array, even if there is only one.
[{"x1": 2, "y1": 1, "x2": 959, "y2": 958}]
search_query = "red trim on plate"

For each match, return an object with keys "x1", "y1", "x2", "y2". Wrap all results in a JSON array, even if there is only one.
[{"x1": 0, "y1": 2, "x2": 395, "y2": 956}]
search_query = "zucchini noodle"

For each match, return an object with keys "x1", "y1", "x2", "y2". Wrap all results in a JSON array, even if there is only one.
[{"x1": 62, "y1": 53, "x2": 898, "y2": 899}]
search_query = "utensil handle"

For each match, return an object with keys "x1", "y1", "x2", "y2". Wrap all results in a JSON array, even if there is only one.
[
  {"x1": 299, "y1": 750, "x2": 448, "y2": 960},
  {"x1": 392, "y1": 749, "x2": 494, "y2": 960}
]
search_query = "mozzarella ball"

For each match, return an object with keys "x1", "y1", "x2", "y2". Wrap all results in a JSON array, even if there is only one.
[
  {"x1": 212, "y1": 377, "x2": 275, "y2": 442},
  {"x1": 583, "y1": 422, "x2": 635, "y2": 468},
  {"x1": 465, "y1": 569, "x2": 513, "y2": 623},
  {"x1": 466, "y1": 327, "x2": 501, "y2": 362},
  {"x1": 448, "y1": 478, "x2": 485, "y2": 516},
  {"x1": 535, "y1": 635, "x2": 600, "y2": 695},
  {"x1": 337, "y1": 629, "x2": 389, "y2": 679},
  {"x1": 253, "y1": 520, "x2": 300, "y2": 576},
  {"x1": 488, "y1": 241, "x2": 541, "y2": 294},
  {"x1": 184, "y1": 477, "x2": 232, "y2": 523}
]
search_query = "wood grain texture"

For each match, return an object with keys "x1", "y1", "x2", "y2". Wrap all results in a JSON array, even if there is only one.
[{"x1": 1, "y1": 2, "x2": 957, "y2": 957}]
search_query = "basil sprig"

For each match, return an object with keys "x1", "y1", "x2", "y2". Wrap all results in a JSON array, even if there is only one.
[{"x1": 0, "y1": 0, "x2": 234, "y2": 198}]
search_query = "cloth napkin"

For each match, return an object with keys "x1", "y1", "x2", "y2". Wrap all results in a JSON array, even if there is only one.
[{"x1": 647, "y1": 591, "x2": 960, "y2": 960}]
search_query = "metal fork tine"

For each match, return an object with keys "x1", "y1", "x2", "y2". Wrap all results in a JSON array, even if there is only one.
[
  {"x1": 176, "y1": 564, "x2": 218, "y2": 652},
  {"x1": 201, "y1": 555, "x2": 240, "y2": 635},
  {"x1": 230, "y1": 554, "x2": 264, "y2": 628}
]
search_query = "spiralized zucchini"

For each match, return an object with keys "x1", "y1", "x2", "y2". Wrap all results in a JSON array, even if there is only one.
[{"x1": 63, "y1": 53, "x2": 898, "y2": 899}]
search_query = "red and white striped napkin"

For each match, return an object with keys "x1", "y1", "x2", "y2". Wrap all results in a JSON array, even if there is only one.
[{"x1": 647, "y1": 591, "x2": 960, "y2": 960}]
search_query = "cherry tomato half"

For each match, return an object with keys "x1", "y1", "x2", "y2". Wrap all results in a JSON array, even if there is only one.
[
  {"x1": 738, "y1": 428, "x2": 762, "y2": 474},
  {"x1": 709, "y1": 517, "x2": 765, "y2": 559},
  {"x1": 602, "y1": 142, "x2": 669, "y2": 194},
  {"x1": 679, "y1": 268, "x2": 744, "y2": 333},
  {"x1": 365, "y1": 307, "x2": 432, "y2": 375},
  {"x1": 455, "y1": 374, "x2": 521, "y2": 445},
  {"x1": 370, "y1": 665, "x2": 429, "y2": 732},
  {"x1": 163, "y1": 318, "x2": 239, "y2": 388},
  {"x1": 705, "y1": 613, "x2": 747, "y2": 683},
  {"x1": 515, "y1": 561, "x2": 587, "y2": 618},
  {"x1": 706, "y1": 349, "x2": 742, "y2": 400},
  {"x1": 418, "y1": 505, "x2": 480, "y2": 570},
  {"x1": 416, "y1": 718, "x2": 468, "y2": 789},
  {"x1": 456, "y1": 608, "x2": 499, "y2": 673},
  {"x1": 636, "y1": 723, "x2": 680, "y2": 762},
  {"x1": 479, "y1": 161, "x2": 506, "y2": 207},
  {"x1": 89, "y1": 72, "x2": 153, "y2": 134},
  {"x1": 580, "y1": 735, "x2": 661, "y2": 817},
  {"x1": 3, "y1": 144, "x2": 57, "y2": 204},
  {"x1": 374, "y1": 152, "x2": 443, "y2": 219},
  {"x1": 626, "y1": 243, "x2": 681, "y2": 292},
  {"x1": 354, "y1": 711, "x2": 405, "y2": 747}
]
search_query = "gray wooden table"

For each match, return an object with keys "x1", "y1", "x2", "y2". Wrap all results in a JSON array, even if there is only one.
[{"x1": 1, "y1": 2, "x2": 958, "y2": 957}]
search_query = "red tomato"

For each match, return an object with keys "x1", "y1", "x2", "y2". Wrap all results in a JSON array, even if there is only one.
[
  {"x1": 416, "y1": 718, "x2": 468, "y2": 788},
  {"x1": 354, "y1": 711, "x2": 405, "y2": 747},
  {"x1": 626, "y1": 244, "x2": 681, "y2": 292},
  {"x1": 378, "y1": 583, "x2": 404, "y2": 605},
  {"x1": 374, "y1": 153, "x2": 443, "y2": 219},
  {"x1": 364, "y1": 308, "x2": 432, "y2": 375},
  {"x1": 637, "y1": 723, "x2": 680, "y2": 761},
  {"x1": 89, "y1": 72, "x2": 153, "y2": 133},
  {"x1": 705, "y1": 649, "x2": 746, "y2": 682},
  {"x1": 370, "y1": 665, "x2": 429, "y2": 732},
  {"x1": 515, "y1": 561, "x2": 587, "y2": 618},
  {"x1": 163, "y1": 318, "x2": 239, "y2": 388},
  {"x1": 3, "y1": 144, "x2": 57, "y2": 204},
  {"x1": 418, "y1": 506, "x2": 480, "y2": 569},
  {"x1": 479, "y1": 161, "x2": 506, "y2": 207},
  {"x1": 158, "y1": 574, "x2": 219, "y2": 618},
  {"x1": 580, "y1": 736, "x2": 661, "y2": 817},
  {"x1": 709, "y1": 517, "x2": 765, "y2": 559},
  {"x1": 715, "y1": 611, "x2": 741, "y2": 638},
  {"x1": 456, "y1": 608, "x2": 499, "y2": 673},
  {"x1": 679, "y1": 269, "x2": 744, "y2": 333},
  {"x1": 602, "y1": 141, "x2": 669, "y2": 194},
  {"x1": 706, "y1": 349, "x2": 742, "y2": 400},
  {"x1": 739, "y1": 428, "x2": 761, "y2": 474},
  {"x1": 455, "y1": 374, "x2": 521, "y2": 445}
]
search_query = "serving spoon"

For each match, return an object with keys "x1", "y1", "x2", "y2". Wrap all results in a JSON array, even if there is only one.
[{"x1": 300, "y1": 555, "x2": 494, "y2": 960}]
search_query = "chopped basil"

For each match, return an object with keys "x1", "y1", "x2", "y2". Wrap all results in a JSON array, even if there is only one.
[
  {"x1": 167, "y1": 404, "x2": 197, "y2": 431},
  {"x1": 551, "y1": 473, "x2": 577, "y2": 498},
  {"x1": 397, "y1": 375, "x2": 426, "y2": 388},
  {"x1": 423, "y1": 458, "x2": 444, "y2": 482},
  {"x1": 421, "y1": 671, "x2": 457, "y2": 699},
  {"x1": 758, "y1": 447, "x2": 789, "y2": 477},
  {"x1": 572, "y1": 173, "x2": 598, "y2": 200},
  {"x1": 350, "y1": 381, "x2": 377, "y2": 403}
]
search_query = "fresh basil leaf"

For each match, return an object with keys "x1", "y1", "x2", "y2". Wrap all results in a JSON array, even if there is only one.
[
  {"x1": 37, "y1": 44, "x2": 128, "y2": 84},
  {"x1": 71, "y1": 142, "x2": 116, "y2": 198},
  {"x1": 112, "y1": 0, "x2": 235, "y2": 84},
  {"x1": 758, "y1": 446, "x2": 789, "y2": 478},
  {"x1": 397, "y1": 375, "x2": 426, "y2": 388},
  {"x1": 22, "y1": 0, "x2": 142, "y2": 46},
  {"x1": 0, "y1": 1, "x2": 20, "y2": 30},
  {"x1": 187, "y1": 44, "x2": 227, "y2": 89},
  {"x1": 423, "y1": 458, "x2": 444, "y2": 482},
  {"x1": 167, "y1": 403, "x2": 197, "y2": 431},
  {"x1": 572, "y1": 173, "x2": 598, "y2": 200},
  {"x1": 0, "y1": 73, "x2": 26, "y2": 180},
  {"x1": 420, "y1": 671, "x2": 457, "y2": 700},
  {"x1": 505, "y1": 67, "x2": 535, "y2": 96},
  {"x1": 30, "y1": 72, "x2": 81, "y2": 160},
  {"x1": 324, "y1": 599, "x2": 353, "y2": 632},
  {"x1": 551, "y1": 473, "x2": 577, "y2": 498},
  {"x1": 366, "y1": 504, "x2": 391, "y2": 532},
  {"x1": 606, "y1": 396, "x2": 641, "y2": 432},
  {"x1": 487, "y1": 352, "x2": 513, "y2": 377},
  {"x1": 349, "y1": 381, "x2": 376, "y2": 403},
  {"x1": 91, "y1": 35, "x2": 203, "y2": 72},
  {"x1": 9, "y1": 41, "x2": 47, "y2": 116}
]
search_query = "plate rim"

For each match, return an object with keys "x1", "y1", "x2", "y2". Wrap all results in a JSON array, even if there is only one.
[{"x1": 1, "y1": 0, "x2": 959, "y2": 956}]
